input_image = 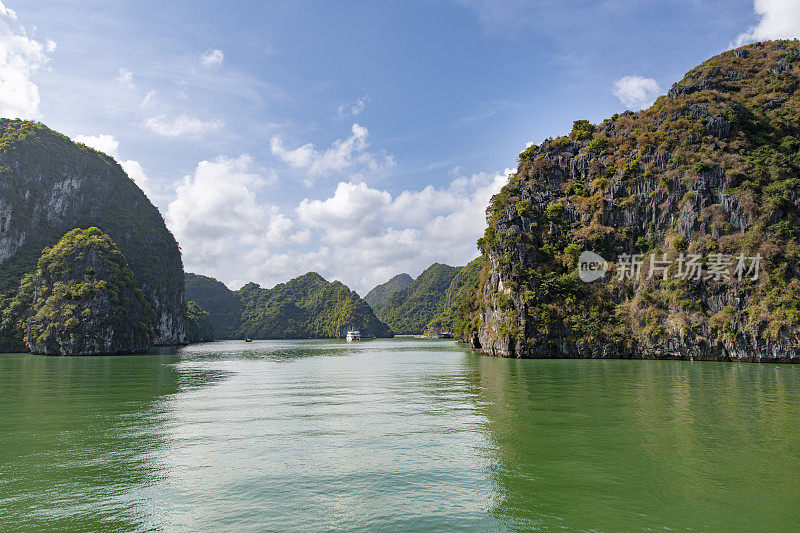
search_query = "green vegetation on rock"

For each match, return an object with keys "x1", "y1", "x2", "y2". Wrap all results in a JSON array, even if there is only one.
[
  {"x1": 185, "y1": 271, "x2": 391, "y2": 339},
  {"x1": 426, "y1": 257, "x2": 485, "y2": 336},
  {"x1": 237, "y1": 272, "x2": 392, "y2": 339},
  {"x1": 0, "y1": 119, "x2": 186, "y2": 347},
  {"x1": 185, "y1": 273, "x2": 243, "y2": 339},
  {"x1": 26, "y1": 228, "x2": 153, "y2": 355},
  {"x1": 374, "y1": 263, "x2": 461, "y2": 335},
  {"x1": 185, "y1": 300, "x2": 214, "y2": 343},
  {"x1": 364, "y1": 273, "x2": 413, "y2": 314},
  {"x1": 461, "y1": 40, "x2": 800, "y2": 361}
]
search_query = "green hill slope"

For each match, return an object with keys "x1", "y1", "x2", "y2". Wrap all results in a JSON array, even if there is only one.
[
  {"x1": 185, "y1": 273, "x2": 243, "y2": 339},
  {"x1": 376, "y1": 263, "x2": 461, "y2": 334},
  {"x1": 237, "y1": 272, "x2": 392, "y2": 339},
  {"x1": 364, "y1": 273, "x2": 413, "y2": 313},
  {"x1": 184, "y1": 271, "x2": 392, "y2": 339},
  {"x1": 426, "y1": 257, "x2": 485, "y2": 336}
]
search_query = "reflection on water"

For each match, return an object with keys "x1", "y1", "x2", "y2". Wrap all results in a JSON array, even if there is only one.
[
  {"x1": 1, "y1": 340, "x2": 798, "y2": 531},
  {"x1": 472, "y1": 357, "x2": 800, "y2": 531}
]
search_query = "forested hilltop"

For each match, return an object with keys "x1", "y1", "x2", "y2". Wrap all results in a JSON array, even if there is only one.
[
  {"x1": 0, "y1": 120, "x2": 186, "y2": 352},
  {"x1": 458, "y1": 40, "x2": 800, "y2": 361},
  {"x1": 366, "y1": 261, "x2": 484, "y2": 335},
  {"x1": 185, "y1": 272, "x2": 392, "y2": 339}
]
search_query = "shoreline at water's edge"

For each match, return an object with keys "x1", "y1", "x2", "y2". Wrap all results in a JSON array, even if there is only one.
[{"x1": 460, "y1": 341, "x2": 800, "y2": 363}]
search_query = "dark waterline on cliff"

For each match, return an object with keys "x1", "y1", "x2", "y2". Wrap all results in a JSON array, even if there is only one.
[{"x1": 1, "y1": 339, "x2": 798, "y2": 531}]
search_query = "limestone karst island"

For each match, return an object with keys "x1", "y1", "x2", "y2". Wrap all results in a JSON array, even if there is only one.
[{"x1": 1, "y1": 2, "x2": 798, "y2": 531}]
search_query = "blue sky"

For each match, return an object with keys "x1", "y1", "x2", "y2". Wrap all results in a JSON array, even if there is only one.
[{"x1": 0, "y1": 0, "x2": 796, "y2": 293}]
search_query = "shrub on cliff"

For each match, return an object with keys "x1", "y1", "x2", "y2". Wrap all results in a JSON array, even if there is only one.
[{"x1": 26, "y1": 227, "x2": 153, "y2": 355}]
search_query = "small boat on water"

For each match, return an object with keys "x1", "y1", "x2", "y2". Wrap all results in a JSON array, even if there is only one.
[
  {"x1": 345, "y1": 330, "x2": 361, "y2": 342},
  {"x1": 245, "y1": 339, "x2": 253, "y2": 342}
]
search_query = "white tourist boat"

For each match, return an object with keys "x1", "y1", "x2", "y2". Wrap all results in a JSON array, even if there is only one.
[{"x1": 346, "y1": 330, "x2": 361, "y2": 342}]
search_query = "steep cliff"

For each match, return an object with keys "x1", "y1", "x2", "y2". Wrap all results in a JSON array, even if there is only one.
[
  {"x1": 462, "y1": 41, "x2": 800, "y2": 362},
  {"x1": 0, "y1": 120, "x2": 186, "y2": 347},
  {"x1": 26, "y1": 228, "x2": 152, "y2": 355}
]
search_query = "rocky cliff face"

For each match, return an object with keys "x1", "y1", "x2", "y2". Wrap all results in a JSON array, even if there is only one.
[
  {"x1": 0, "y1": 120, "x2": 186, "y2": 346},
  {"x1": 463, "y1": 41, "x2": 800, "y2": 362},
  {"x1": 26, "y1": 228, "x2": 152, "y2": 355}
]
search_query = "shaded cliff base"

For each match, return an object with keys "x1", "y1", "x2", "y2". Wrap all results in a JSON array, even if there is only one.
[{"x1": 468, "y1": 329, "x2": 800, "y2": 363}]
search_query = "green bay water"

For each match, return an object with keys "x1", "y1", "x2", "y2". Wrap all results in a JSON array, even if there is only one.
[{"x1": 1, "y1": 339, "x2": 798, "y2": 531}]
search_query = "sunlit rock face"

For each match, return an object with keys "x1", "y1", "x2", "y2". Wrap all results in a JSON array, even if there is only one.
[
  {"x1": 0, "y1": 119, "x2": 186, "y2": 347},
  {"x1": 26, "y1": 228, "x2": 153, "y2": 356},
  {"x1": 463, "y1": 41, "x2": 800, "y2": 361}
]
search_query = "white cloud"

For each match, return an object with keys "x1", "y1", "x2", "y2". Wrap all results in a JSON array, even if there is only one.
[
  {"x1": 166, "y1": 155, "x2": 306, "y2": 282},
  {"x1": 74, "y1": 133, "x2": 118, "y2": 156},
  {"x1": 612, "y1": 75, "x2": 660, "y2": 110},
  {"x1": 270, "y1": 123, "x2": 395, "y2": 183},
  {"x1": 201, "y1": 48, "x2": 224, "y2": 66},
  {"x1": 0, "y1": 2, "x2": 54, "y2": 119},
  {"x1": 336, "y1": 95, "x2": 370, "y2": 118},
  {"x1": 145, "y1": 114, "x2": 224, "y2": 138},
  {"x1": 72, "y1": 133, "x2": 151, "y2": 197},
  {"x1": 116, "y1": 67, "x2": 134, "y2": 87},
  {"x1": 735, "y1": 0, "x2": 800, "y2": 47},
  {"x1": 293, "y1": 169, "x2": 509, "y2": 292},
  {"x1": 167, "y1": 149, "x2": 507, "y2": 292},
  {"x1": 297, "y1": 181, "x2": 392, "y2": 243}
]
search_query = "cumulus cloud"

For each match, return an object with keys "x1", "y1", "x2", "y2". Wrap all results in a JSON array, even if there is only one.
[
  {"x1": 297, "y1": 181, "x2": 392, "y2": 243},
  {"x1": 73, "y1": 133, "x2": 152, "y2": 197},
  {"x1": 167, "y1": 149, "x2": 507, "y2": 292},
  {"x1": 0, "y1": 1, "x2": 54, "y2": 119},
  {"x1": 145, "y1": 114, "x2": 224, "y2": 138},
  {"x1": 336, "y1": 95, "x2": 371, "y2": 118},
  {"x1": 166, "y1": 155, "x2": 306, "y2": 281},
  {"x1": 612, "y1": 75, "x2": 660, "y2": 110},
  {"x1": 270, "y1": 123, "x2": 394, "y2": 183},
  {"x1": 201, "y1": 48, "x2": 224, "y2": 66},
  {"x1": 294, "y1": 169, "x2": 509, "y2": 292},
  {"x1": 735, "y1": 0, "x2": 800, "y2": 47}
]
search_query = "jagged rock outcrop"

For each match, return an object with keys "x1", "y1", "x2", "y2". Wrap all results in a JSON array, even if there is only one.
[
  {"x1": 0, "y1": 120, "x2": 186, "y2": 347},
  {"x1": 462, "y1": 41, "x2": 800, "y2": 362},
  {"x1": 26, "y1": 228, "x2": 152, "y2": 355}
]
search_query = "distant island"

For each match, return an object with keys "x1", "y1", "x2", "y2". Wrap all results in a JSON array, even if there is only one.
[
  {"x1": 185, "y1": 271, "x2": 392, "y2": 340},
  {"x1": 1, "y1": 41, "x2": 799, "y2": 361}
]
